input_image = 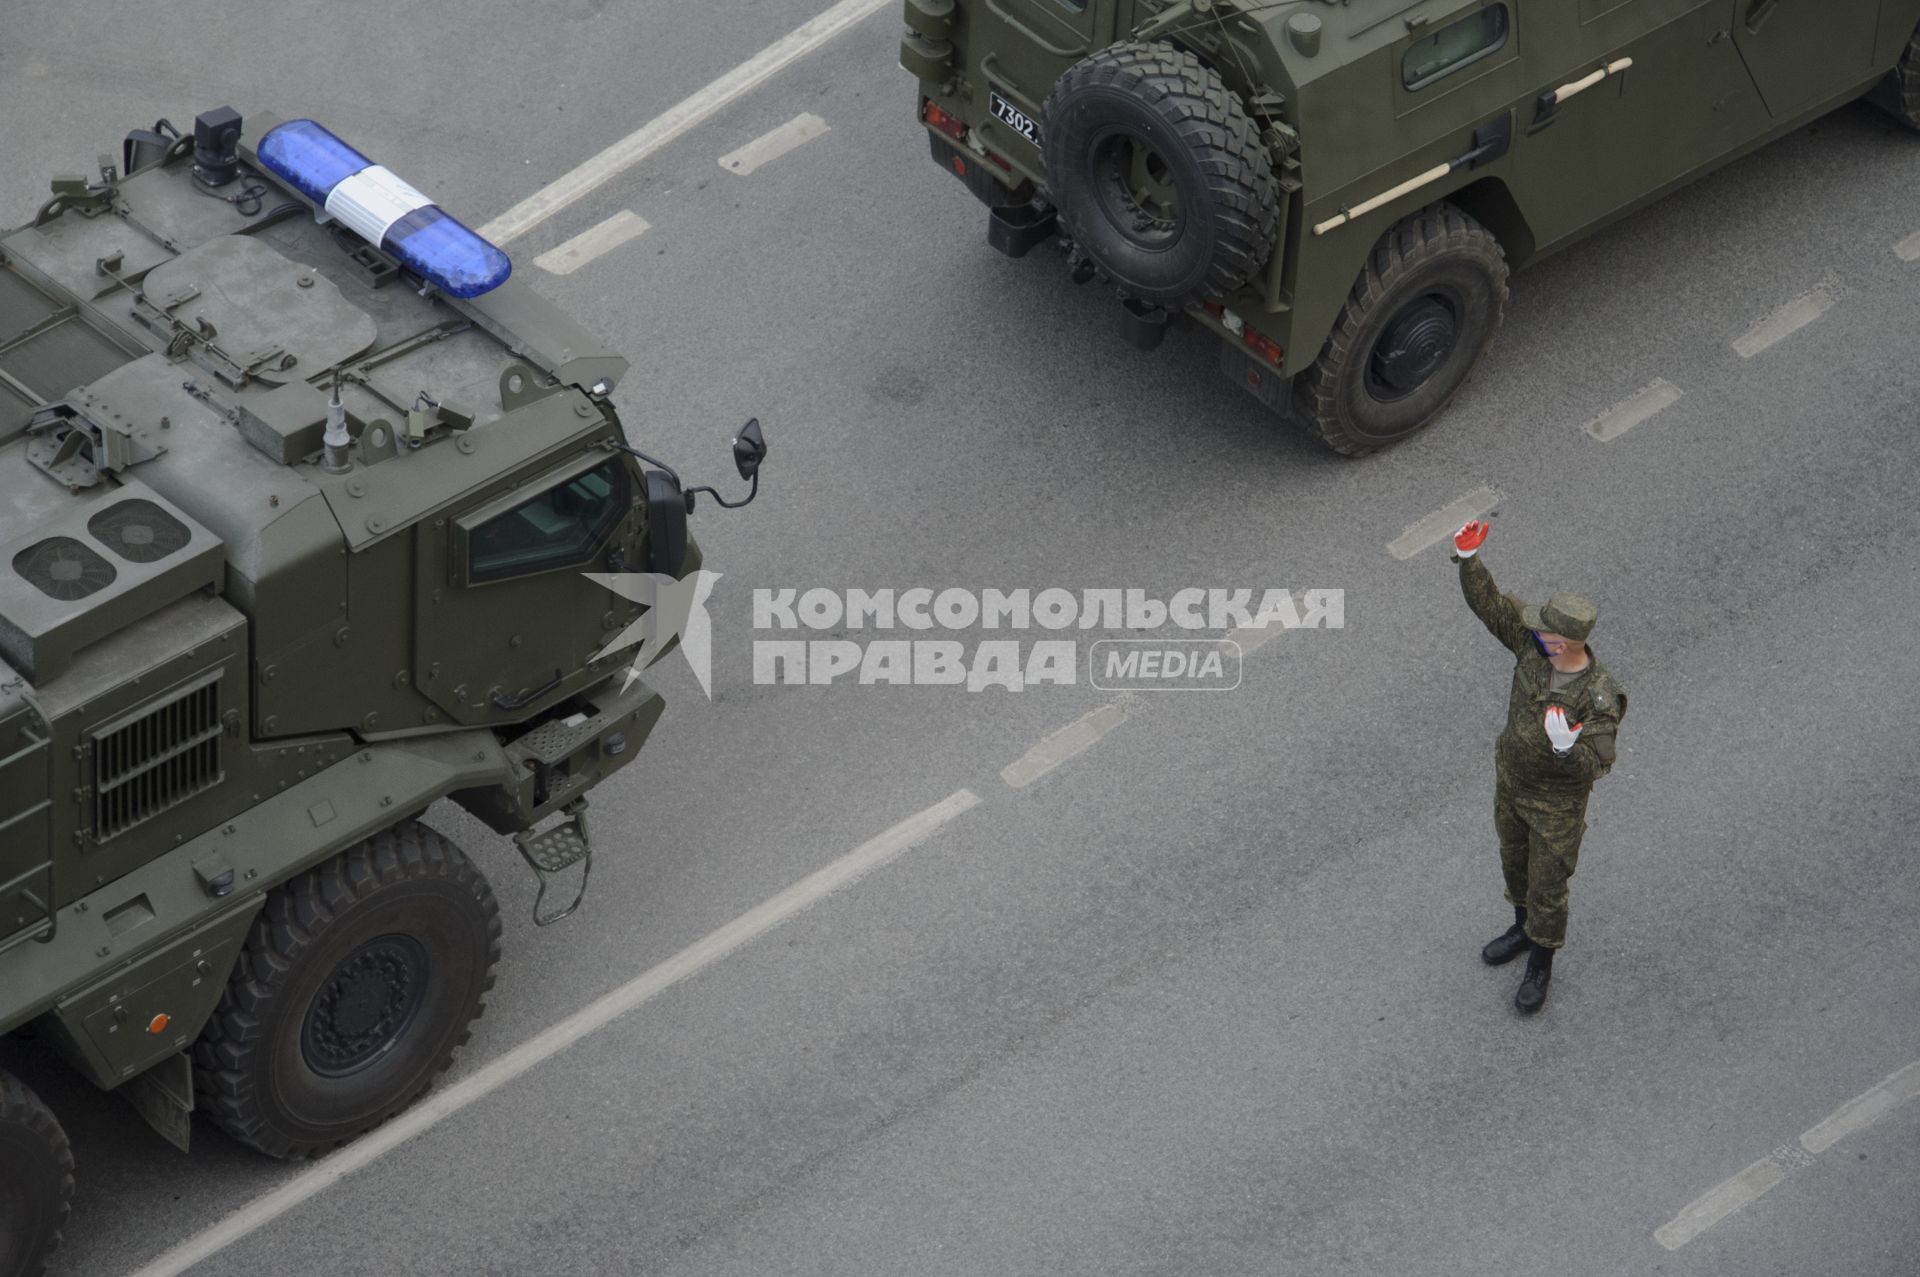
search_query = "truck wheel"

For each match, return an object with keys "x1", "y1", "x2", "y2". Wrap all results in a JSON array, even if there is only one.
[
  {"x1": 1041, "y1": 42, "x2": 1277, "y2": 306},
  {"x1": 0, "y1": 1071, "x2": 72, "y2": 1277},
  {"x1": 193, "y1": 822, "x2": 502, "y2": 1159},
  {"x1": 1875, "y1": 23, "x2": 1920, "y2": 129},
  {"x1": 1292, "y1": 203, "x2": 1507, "y2": 456}
]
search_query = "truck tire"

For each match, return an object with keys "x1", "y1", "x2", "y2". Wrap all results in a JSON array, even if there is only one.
[
  {"x1": 0, "y1": 1071, "x2": 72, "y2": 1277},
  {"x1": 1292, "y1": 203, "x2": 1508, "y2": 456},
  {"x1": 193, "y1": 822, "x2": 502, "y2": 1159},
  {"x1": 1875, "y1": 22, "x2": 1920, "y2": 129},
  {"x1": 1041, "y1": 42, "x2": 1277, "y2": 306}
]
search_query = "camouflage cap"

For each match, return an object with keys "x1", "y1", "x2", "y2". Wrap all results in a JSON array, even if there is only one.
[{"x1": 1521, "y1": 593, "x2": 1598, "y2": 641}]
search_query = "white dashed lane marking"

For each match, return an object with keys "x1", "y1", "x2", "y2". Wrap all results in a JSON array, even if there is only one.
[
  {"x1": 1800, "y1": 1060, "x2": 1920, "y2": 1154},
  {"x1": 1732, "y1": 283, "x2": 1837, "y2": 358},
  {"x1": 1001, "y1": 701, "x2": 1131, "y2": 789},
  {"x1": 1895, "y1": 230, "x2": 1920, "y2": 262},
  {"x1": 1654, "y1": 1059, "x2": 1920, "y2": 1251},
  {"x1": 533, "y1": 210, "x2": 651, "y2": 275},
  {"x1": 122, "y1": 788, "x2": 983, "y2": 1277},
  {"x1": 1386, "y1": 486, "x2": 1500, "y2": 561},
  {"x1": 1228, "y1": 608, "x2": 1301, "y2": 656},
  {"x1": 477, "y1": 0, "x2": 890, "y2": 244},
  {"x1": 1655, "y1": 1156, "x2": 1788, "y2": 1251},
  {"x1": 720, "y1": 113, "x2": 830, "y2": 175},
  {"x1": 1584, "y1": 377, "x2": 1683, "y2": 442}
]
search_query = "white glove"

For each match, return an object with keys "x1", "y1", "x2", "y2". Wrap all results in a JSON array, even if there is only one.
[{"x1": 1544, "y1": 706, "x2": 1583, "y2": 755}]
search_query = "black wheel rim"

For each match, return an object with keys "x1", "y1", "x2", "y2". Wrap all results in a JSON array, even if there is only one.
[
  {"x1": 1365, "y1": 291, "x2": 1461, "y2": 403},
  {"x1": 1087, "y1": 127, "x2": 1182, "y2": 249},
  {"x1": 301, "y1": 934, "x2": 432, "y2": 1078}
]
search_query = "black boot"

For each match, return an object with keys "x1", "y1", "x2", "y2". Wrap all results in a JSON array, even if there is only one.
[
  {"x1": 1515, "y1": 943, "x2": 1554, "y2": 1014},
  {"x1": 1480, "y1": 906, "x2": 1530, "y2": 965}
]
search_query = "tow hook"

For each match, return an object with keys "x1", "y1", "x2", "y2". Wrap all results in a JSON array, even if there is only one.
[{"x1": 1119, "y1": 298, "x2": 1169, "y2": 351}]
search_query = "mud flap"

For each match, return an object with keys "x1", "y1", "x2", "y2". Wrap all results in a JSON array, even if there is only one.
[
  {"x1": 1220, "y1": 338, "x2": 1293, "y2": 417},
  {"x1": 122, "y1": 1050, "x2": 193, "y2": 1153},
  {"x1": 513, "y1": 799, "x2": 592, "y2": 927}
]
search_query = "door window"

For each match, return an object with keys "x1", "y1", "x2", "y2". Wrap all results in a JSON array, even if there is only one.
[
  {"x1": 466, "y1": 458, "x2": 628, "y2": 583},
  {"x1": 1404, "y1": 6, "x2": 1511, "y2": 90}
]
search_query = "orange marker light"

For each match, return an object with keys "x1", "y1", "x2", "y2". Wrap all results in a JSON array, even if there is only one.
[
  {"x1": 148, "y1": 1013, "x2": 170, "y2": 1035},
  {"x1": 1244, "y1": 330, "x2": 1285, "y2": 367},
  {"x1": 923, "y1": 102, "x2": 967, "y2": 142}
]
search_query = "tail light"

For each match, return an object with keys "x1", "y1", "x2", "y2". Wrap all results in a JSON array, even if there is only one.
[
  {"x1": 1244, "y1": 329, "x2": 1284, "y2": 366},
  {"x1": 923, "y1": 101, "x2": 967, "y2": 141}
]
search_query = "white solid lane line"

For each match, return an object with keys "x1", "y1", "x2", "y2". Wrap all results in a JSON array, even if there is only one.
[
  {"x1": 1386, "y1": 486, "x2": 1500, "y2": 561},
  {"x1": 1732, "y1": 284, "x2": 1837, "y2": 358},
  {"x1": 1654, "y1": 1157, "x2": 1787, "y2": 1251},
  {"x1": 1002, "y1": 701, "x2": 1131, "y2": 789},
  {"x1": 478, "y1": 0, "x2": 890, "y2": 244},
  {"x1": 1800, "y1": 1060, "x2": 1920, "y2": 1154},
  {"x1": 533, "y1": 210, "x2": 652, "y2": 275},
  {"x1": 720, "y1": 113, "x2": 831, "y2": 175},
  {"x1": 122, "y1": 787, "x2": 984, "y2": 1277},
  {"x1": 1584, "y1": 377, "x2": 1683, "y2": 443},
  {"x1": 1894, "y1": 230, "x2": 1920, "y2": 262}
]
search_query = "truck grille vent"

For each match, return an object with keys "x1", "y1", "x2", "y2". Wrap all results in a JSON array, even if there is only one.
[
  {"x1": 13, "y1": 537, "x2": 116, "y2": 602},
  {"x1": 88, "y1": 499, "x2": 192, "y2": 564},
  {"x1": 92, "y1": 675, "x2": 223, "y2": 841}
]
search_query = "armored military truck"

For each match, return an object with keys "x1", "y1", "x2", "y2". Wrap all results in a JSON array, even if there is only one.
[
  {"x1": 902, "y1": 0, "x2": 1920, "y2": 453},
  {"x1": 0, "y1": 108, "x2": 765, "y2": 1276}
]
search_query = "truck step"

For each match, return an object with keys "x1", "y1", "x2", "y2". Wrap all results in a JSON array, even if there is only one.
[{"x1": 512, "y1": 800, "x2": 592, "y2": 926}]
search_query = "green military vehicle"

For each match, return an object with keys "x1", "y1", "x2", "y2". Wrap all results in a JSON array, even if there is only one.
[
  {"x1": 901, "y1": 0, "x2": 1920, "y2": 453},
  {"x1": 0, "y1": 108, "x2": 765, "y2": 1276}
]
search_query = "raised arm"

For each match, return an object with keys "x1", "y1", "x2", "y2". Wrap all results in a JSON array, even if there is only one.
[{"x1": 1450, "y1": 520, "x2": 1529, "y2": 656}]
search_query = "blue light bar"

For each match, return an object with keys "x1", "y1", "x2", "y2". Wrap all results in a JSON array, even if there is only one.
[{"x1": 256, "y1": 119, "x2": 512, "y2": 298}]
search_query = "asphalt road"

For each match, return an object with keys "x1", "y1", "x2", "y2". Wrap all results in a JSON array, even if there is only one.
[{"x1": 2, "y1": 3, "x2": 1918, "y2": 1274}]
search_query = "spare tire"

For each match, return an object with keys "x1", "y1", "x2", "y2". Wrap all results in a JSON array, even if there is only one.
[{"x1": 1041, "y1": 42, "x2": 1277, "y2": 306}]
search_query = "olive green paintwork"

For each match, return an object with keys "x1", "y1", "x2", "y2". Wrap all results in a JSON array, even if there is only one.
[
  {"x1": 905, "y1": 0, "x2": 1920, "y2": 377},
  {"x1": 0, "y1": 109, "x2": 692, "y2": 1094}
]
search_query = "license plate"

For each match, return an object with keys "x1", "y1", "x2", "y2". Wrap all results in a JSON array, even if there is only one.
[{"x1": 989, "y1": 90, "x2": 1041, "y2": 147}]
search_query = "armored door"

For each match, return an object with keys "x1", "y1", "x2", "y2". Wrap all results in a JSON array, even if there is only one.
[
  {"x1": 1731, "y1": 0, "x2": 1883, "y2": 119},
  {"x1": 415, "y1": 452, "x2": 636, "y2": 726},
  {"x1": 1513, "y1": 0, "x2": 1773, "y2": 250}
]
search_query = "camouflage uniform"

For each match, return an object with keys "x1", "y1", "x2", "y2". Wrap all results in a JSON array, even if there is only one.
[{"x1": 1456, "y1": 555, "x2": 1626, "y2": 949}]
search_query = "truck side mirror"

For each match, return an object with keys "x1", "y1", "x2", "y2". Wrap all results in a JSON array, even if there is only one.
[
  {"x1": 644, "y1": 470, "x2": 689, "y2": 575},
  {"x1": 732, "y1": 419, "x2": 766, "y2": 481}
]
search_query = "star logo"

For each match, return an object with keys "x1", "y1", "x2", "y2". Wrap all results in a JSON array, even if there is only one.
[{"x1": 584, "y1": 570, "x2": 723, "y2": 698}]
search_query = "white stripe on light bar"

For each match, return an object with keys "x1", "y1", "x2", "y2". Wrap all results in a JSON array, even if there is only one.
[{"x1": 324, "y1": 165, "x2": 433, "y2": 247}]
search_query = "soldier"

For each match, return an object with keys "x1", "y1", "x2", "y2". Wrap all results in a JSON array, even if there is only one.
[{"x1": 1451, "y1": 519, "x2": 1626, "y2": 1014}]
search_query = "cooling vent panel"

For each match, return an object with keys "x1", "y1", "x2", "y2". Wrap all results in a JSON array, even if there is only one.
[
  {"x1": 92, "y1": 672, "x2": 223, "y2": 841},
  {"x1": 12, "y1": 537, "x2": 117, "y2": 602},
  {"x1": 88, "y1": 499, "x2": 192, "y2": 564}
]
